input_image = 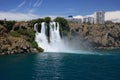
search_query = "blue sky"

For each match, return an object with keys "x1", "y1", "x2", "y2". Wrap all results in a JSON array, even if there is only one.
[
  {"x1": 0, "y1": 0, "x2": 120, "y2": 16},
  {"x1": 0, "y1": 0, "x2": 120, "y2": 21}
]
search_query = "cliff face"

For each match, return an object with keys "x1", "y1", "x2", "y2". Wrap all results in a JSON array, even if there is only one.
[
  {"x1": 0, "y1": 23, "x2": 43, "y2": 55},
  {"x1": 69, "y1": 23, "x2": 120, "y2": 49},
  {"x1": 0, "y1": 36, "x2": 32, "y2": 55}
]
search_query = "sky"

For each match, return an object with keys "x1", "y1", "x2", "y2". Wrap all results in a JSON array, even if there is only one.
[{"x1": 0, "y1": 0, "x2": 120, "y2": 21}]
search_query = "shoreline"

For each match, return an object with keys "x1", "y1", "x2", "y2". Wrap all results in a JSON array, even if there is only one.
[{"x1": 0, "y1": 47, "x2": 120, "y2": 56}]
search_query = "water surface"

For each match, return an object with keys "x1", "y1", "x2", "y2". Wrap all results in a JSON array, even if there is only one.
[{"x1": 0, "y1": 50, "x2": 120, "y2": 80}]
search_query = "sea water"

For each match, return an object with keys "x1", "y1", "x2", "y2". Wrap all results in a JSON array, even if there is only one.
[{"x1": 0, "y1": 50, "x2": 120, "y2": 80}]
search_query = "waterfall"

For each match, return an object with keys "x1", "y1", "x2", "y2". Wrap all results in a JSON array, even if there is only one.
[
  {"x1": 50, "y1": 22, "x2": 61, "y2": 43},
  {"x1": 34, "y1": 22, "x2": 86, "y2": 53},
  {"x1": 34, "y1": 23, "x2": 38, "y2": 32},
  {"x1": 34, "y1": 22, "x2": 62, "y2": 52}
]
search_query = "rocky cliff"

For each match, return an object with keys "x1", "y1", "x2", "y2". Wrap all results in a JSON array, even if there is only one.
[
  {"x1": 0, "y1": 23, "x2": 43, "y2": 55},
  {"x1": 69, "y1": 23, "x2": 120, "y2": 49}
]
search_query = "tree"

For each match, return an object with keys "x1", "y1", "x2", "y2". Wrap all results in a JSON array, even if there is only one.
[
  {"x1": 54, "y1": 17, "x2": 70, "y2": 36},
  {"x1": 5, "y1": 21, "x2": 16, "y2": 31},
  {"x1": 37, "y1": 18, "x2": 45, "y2": 23},
  {"x1": 44, "y1": 17, "x2": 51, "y2": 23},
  {"x1": 0, "y1": 20, "x2": 4, "y2": 25}
]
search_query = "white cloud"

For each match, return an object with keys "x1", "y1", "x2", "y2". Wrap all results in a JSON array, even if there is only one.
[
  {"x1": 18, "y1": 0, "x2": 26, "y2": 8},
  {"x1": 0, "y1": 11, "x2": 40, "y2": 21},
  {"x1": 0, "y1": 11, "x2": 58, "y2": 21},
  {"x1": 1, "y1": 10, "x2": 120, "y2": 22}
]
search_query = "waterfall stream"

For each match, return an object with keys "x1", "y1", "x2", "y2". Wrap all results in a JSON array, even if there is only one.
[{"x1": 34, "y1": 22, "x2": 64, "y2": 52}]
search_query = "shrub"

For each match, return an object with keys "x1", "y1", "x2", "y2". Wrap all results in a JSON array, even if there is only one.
[
  {"x1": 0, "y1": 20, "x2": 4, "y2": 25},
  {"x1": 17, "y1": 29, "x2": 35, "y2": 42},
  {"x1": 5, "y1": 21, "x2": 16, "y2": 31},
  {"x1": 9, "y1": 31, "x2": 20, "y2": 37},
  {"x1": 31, "y1": 41, "x2": 38, "y2": 48}
]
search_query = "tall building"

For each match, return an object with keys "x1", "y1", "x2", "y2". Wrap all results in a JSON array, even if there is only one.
[{"x1": 94, "y1": 11, "x2": 105, "y2": 24}]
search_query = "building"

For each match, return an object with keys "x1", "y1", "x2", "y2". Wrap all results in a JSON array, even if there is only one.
[
  {"x1": 88, "y1": 17, "x2": 94, "y2": 24},
  {"x1": 94, "y1": 11, "x2": 105, "y2": 24},
  {"x1": 67, "y1": 15, "x2": 82, "y2": 23},
  {"x1": 67, "y1": 18, "x2": 82, "y2": 23},
  {"x1": 73, "y1": 18, "x2": 82, "y2": 23},
  {"x1": 83, "y1": 17, "x2": 88, "y2": 23},
  {"x1": 83, "y1": 17, "x2": 94, "y2": 24}
]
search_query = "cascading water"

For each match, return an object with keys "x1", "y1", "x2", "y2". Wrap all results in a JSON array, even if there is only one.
[
  {"x1": 34, "y1": 22, "x2": 64, "y2": 52},
  {"x1": 50, "y1": 22, "x2": 61, "y2": 43},
  {"x1": 34, "y1": 22, "x2": 92, "y2": 53}
]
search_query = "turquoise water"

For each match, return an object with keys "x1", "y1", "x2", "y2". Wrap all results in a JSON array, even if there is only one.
[{"x1": 0, "y1": 50, "x2": 120, "y2": 80}]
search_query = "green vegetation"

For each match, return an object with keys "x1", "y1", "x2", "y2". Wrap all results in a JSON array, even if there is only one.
[
  {"x1": 5, "y1": 21, "x2": 16, "y2": 31},
  {"x1": 54, "y1": 17, "x2": 70, "y2": 36},
  {"x1": 31, "y1": 41, "x2": 38, "y2": 48},
  {"x1": 27, "y1": 18, "x2": 44, "y2": 29},
  {"x1": 0, "y1": 20, "x2": 16, "y2": 31},
  {"x1": 0, "y1": 20, "x2": 4, "y2": 25},
  {"x1": 10, "y1": 29, "x2": 38, "y2": 48},
  {"x1": 9, "y1": 31, "x2": 20, "y2": 37},
  {"x1": 115, "y1": 22, "x2": 120, "y2": 26},
  {"x1": 44, "y1": 17, "x2": 51, "y2": 23}
]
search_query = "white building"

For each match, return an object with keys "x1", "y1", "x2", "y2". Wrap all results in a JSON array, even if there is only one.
[
  {"x1": 67, "y1": 17, "x2": 82, "y2": 23},
  {"x1": 83, "y1": 17, "x2": 94, "y2": 24},
  {"x1": 88, "y1": 17, "x2": 94, "y2": 24},
  {"x1": 94, "y1": 11, "x2": 105, "y2": 24},
  {"x1": 73, "y1": 18, "x2": 82, "y2": 23}
]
